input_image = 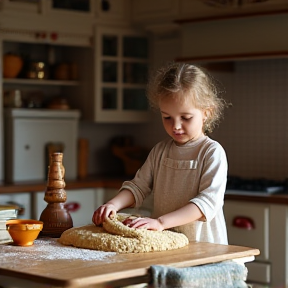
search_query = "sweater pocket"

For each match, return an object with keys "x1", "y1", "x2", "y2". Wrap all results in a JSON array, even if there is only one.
[{"x1": 163, "y1": 158, "x2": 198, "y2": 170}]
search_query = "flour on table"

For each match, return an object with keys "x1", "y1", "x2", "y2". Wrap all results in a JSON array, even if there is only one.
[{"x1": 59, "y1": 213, "x2": 189, "y2": 253}]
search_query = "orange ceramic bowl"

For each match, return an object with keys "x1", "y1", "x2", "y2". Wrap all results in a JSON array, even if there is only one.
[{"x1": 6, "y1": 219, "x2": 43, "y2": 246}]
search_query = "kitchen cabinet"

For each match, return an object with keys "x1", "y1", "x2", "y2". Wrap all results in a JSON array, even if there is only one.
[
  {"x1": 224, "y1": 200, "x2": 288, "y2": 287},
  {"x1": 89, "y1": 26, "x2": 151, "y2": 123},
  {"x1": 4, "y1": 109, "x2": 80, "y2": 182},
  {"x1": 178, "y1": 0, "x2": 288, "y2": 21},
  {"x1": 178, "y1": 11, "x2": 288, "y2": 62},
  {"x1": 0, "y1": 192, "x2": 31, "y2": 219},
  {"x1": 0, "y1": 33, "x2": 93, "y2": 181},
  {"x1": 0, "y1": 1, "x2": 94, "y2": 36}
]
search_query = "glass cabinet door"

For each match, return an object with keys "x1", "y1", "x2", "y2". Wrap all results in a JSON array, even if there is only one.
[{"x1": 95, "y1": 27, "x2": 150, "y2": 122}]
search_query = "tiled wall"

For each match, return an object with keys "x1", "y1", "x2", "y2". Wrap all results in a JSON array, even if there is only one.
[{"x1": 212, "y1": 59, "x2": 288, "y2": 180}]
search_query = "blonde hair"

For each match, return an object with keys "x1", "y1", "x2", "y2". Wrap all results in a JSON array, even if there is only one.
[{"x1": 146, "y1": 62, "x2": 228, "y2": 133}]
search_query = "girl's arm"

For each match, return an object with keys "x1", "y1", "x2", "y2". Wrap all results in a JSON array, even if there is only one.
[{"x1": 92, "y1": 189, "x2": 135, "y2": 225}]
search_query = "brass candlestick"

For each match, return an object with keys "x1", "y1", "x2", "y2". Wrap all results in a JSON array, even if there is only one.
[{"x1": 39, "y1": 152, "x2": 73, "y2": 237}]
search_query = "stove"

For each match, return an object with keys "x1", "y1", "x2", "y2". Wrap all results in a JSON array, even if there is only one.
[{"x1": 225, "y1": 176, "x2": 287, "y2": 195}]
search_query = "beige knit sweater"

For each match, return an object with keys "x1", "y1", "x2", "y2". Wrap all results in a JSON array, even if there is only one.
[{"x1": 120, "y1": 136, "x2": 228, "y2": 245}]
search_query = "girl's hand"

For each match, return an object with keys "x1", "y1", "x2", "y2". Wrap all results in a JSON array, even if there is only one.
[
  {"x1": 92, "y1": 203, "x2": 117, "y2": 226},
  {"x1": 123, "y1": 217, "x2": 164, "y2": 231}
]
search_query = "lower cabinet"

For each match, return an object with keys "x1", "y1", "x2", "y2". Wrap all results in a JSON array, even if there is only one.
[
  {"x1": 0, "y1": 192, "x2": 32, "y2": 219},
  {"x1": 34, "y1": 188, "x2": 105, "y2": 227},
  {"x1": 224, "y1": 200, "x2": 288, "y2": 287}
]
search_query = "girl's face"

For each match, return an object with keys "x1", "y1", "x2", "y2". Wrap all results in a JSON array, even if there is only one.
[{"x1": 159, "y1": 95, "x2": 207, "y2": 145}]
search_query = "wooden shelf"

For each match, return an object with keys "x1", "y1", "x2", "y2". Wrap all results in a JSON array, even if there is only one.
[{"x1": 3, "y1": 78, "x2": 80, "y2": 86}]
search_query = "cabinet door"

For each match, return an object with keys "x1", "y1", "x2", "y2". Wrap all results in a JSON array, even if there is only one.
[
  {"x1": 0, "y1": 193, "x2": 31, "y2": 219},
  {"x1": 94, "y1": 26, "x2": 151, "y2": 123},
  {"x1": 224, "y1": 200, "x2": 269, "y2": 261},
  {"x1": 5, "y1": 116, "x2": 78, "y2": 182}
]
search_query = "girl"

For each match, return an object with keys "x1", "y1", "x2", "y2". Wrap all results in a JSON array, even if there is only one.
[{"x1": 92, "y1": 62, "x2": 229, "y2": 244}]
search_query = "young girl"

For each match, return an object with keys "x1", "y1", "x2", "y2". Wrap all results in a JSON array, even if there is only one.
[{"x1": 92, "y1": 62, "x2": 229, "y2": 245}]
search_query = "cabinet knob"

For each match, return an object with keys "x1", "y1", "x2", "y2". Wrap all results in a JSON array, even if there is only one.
[
  {"x1": 50, "y1": 32, "x2": 58, "y2": 41},
  {"x1": 64, "y1": 202, "x2": 80, "y2": 212},
  {"x1": 232, "y1": 216, "x2": 255, "y2": 230}
]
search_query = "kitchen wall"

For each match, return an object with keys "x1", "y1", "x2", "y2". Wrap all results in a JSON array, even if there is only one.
[
  {"x1": 78, "y1": 30, "x2": 288, "y2": 181},
  {"x1": 212, "y1": 58, "x2": 288, "y2": 181}
]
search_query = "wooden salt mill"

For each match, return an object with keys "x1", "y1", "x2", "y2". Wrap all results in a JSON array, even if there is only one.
[{"x1": 40, "y1": 152, "x2": 73, "y2": 237}]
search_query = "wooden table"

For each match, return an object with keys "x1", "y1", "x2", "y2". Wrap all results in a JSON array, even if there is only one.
[{"x1": 0, "y1": 239, "x2": 259, "y2": 288}]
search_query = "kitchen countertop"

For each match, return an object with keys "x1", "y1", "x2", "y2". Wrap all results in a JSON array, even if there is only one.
[
  {"x1": 0, "y1": 239, "x2": 259, "y2": 288},
  {"x1": 1, "y1": 175, "x2": 288, "y2": 205}
]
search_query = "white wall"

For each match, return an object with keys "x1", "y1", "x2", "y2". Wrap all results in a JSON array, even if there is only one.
[{"x1": 212, "y1": 59, "x2": 288, "y2": 180}]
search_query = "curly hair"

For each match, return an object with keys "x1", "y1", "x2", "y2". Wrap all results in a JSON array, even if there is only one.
[{"x1": 146, "y1": 62, "x2": 229, "y2": 134}]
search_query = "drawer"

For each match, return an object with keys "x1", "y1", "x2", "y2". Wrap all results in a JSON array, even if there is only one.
[
  {"x1": 224, "y1": 201, "x2": 269, "y2": 261},
  {"x1": 246, "y1": 261, "x2": 271, "y2": 284}
]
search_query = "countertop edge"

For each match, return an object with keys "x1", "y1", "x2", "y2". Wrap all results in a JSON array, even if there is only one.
[{"x1": 1, "y1": 176, "x2": 288, "y2": 204}]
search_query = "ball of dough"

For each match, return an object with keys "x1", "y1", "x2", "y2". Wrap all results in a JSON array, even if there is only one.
[{"x1": 59, "y1": 214, "x2": 189, "y2": 253}]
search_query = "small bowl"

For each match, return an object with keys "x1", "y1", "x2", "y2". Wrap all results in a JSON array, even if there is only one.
[{"x1": 6, "y1": 219, "x2": 43, "y2": 246}]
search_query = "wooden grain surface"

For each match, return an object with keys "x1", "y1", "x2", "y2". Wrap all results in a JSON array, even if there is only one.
[{"x1": 0, "y1": 240, "x2": 259, "y2": 287}]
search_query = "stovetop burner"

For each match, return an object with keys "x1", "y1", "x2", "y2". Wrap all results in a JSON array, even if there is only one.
[{"x1": 226, "y1": 176, "x2": 286, "y2": 194}]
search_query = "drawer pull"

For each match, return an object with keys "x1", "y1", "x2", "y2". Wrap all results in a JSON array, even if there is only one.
[
  {"x1": 65, "y1": 202, "x2": 81, "y2": 212},
  {"x1": 233, "y1": 216, "x2": 255, "y2": 230}
]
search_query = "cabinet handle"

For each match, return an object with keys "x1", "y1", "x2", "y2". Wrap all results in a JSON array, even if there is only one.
[
  {"x1": 64, "y1": 202, "x2": 80, "y2": 212},
  {"x1": 232, "y1": 216, "x2": 255, "y2": 230}
]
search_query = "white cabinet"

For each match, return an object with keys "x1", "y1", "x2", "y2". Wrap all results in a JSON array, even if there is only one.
[
  {"x1": 0, "y1": 36, "x2": 93, "y2": 181},
  {"x1": 35, "y1": 188, "x2": 104, "y2": 227},
  {"x1": 91, "y1": 26, "x2": 151, "y2": 123},
  {"x1": 224, "y1": 201, "x2": 270, "y2": 284},
  {"x1": 180, "y1": 13, "x2": 288, "y2": 61},
  {"x1": 224, "y1": 200, "x2": 288, "y2": 287},
  {"x1": 4, "y1": 109, "x2": 80, "y2": 182},
  {"x1": 0, "y1": 0, "x2": 94, "y2": 36},
  {"x1": 0, "y1": 193, "x2": 32, "y2": 219}
]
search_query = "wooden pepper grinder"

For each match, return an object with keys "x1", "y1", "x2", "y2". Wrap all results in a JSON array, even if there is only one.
[{"x1": 40, "y1": 152, "x2": 73, "y2": 237}]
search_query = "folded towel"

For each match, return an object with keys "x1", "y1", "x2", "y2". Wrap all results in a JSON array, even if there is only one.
[{"x1": 149, "y1": 261, "x2": 248, "y2": 288}]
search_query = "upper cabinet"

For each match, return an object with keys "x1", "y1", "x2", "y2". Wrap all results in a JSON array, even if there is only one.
[
  {"x1": 177, "y1": 0, "x2": 288, "y2": 21},
  {"x1": 78, "y1": 26, "x2": 151, "y2": 123},
  {"x1": 131, "y1": 0, "x2": 288, "y2": 25},
  {"x1": 177, "y1": 11, "x2": 288, "y2": 62},
  {"x1": 0, "y1": 0, "x2": 94, "y2": 36}
]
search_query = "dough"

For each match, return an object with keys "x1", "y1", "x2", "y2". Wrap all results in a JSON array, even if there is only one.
[{"x1": 59, "y1": 213, "x2": 189, "y2": 253}]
